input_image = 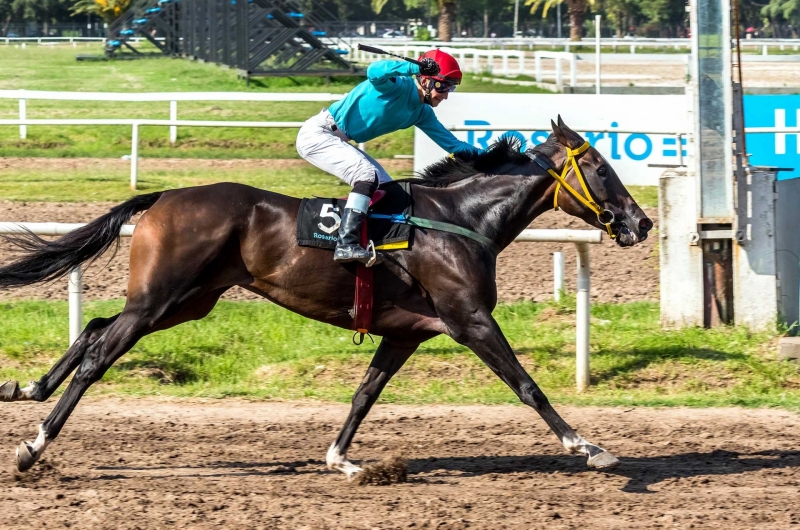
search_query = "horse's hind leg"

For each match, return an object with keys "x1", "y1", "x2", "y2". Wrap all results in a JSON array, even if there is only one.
[
  {"x1": 1, "y1": 315, "x2": 119, "y2": 402},
  {"x1": 327, "y1": 336, "x2": 419, "y2": 478},
  {"x1": 14, "y1": 290, "x2": 224, "y2": 472}
]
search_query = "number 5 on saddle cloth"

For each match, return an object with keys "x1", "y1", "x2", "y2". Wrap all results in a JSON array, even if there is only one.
[
  {"x1": 296, "y1": 181, "x2": 414, "y2": 343},
  {"x1": 296, "y1": 181, "x2": 414, "y2": 252}
]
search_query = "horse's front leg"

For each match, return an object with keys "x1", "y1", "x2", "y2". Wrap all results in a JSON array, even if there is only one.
[
  {"x1": 446, "y1": 310, "x2": 619, "y2": 469},
  {"x1": 327, "y1": 336, "x2": 418, "y2": 478}
]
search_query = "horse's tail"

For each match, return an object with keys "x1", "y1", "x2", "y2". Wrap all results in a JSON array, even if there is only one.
[{"x1": 0, "y1": 192, "x2": 164, "y2": 288}]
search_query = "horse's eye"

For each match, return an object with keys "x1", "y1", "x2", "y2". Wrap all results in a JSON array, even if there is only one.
[{"x1": 597, "y1": 166, "x2": 607, "y2": 177}]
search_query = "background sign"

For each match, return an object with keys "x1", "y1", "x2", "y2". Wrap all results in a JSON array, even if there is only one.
[
  {"x1": 745, "y1": 95, "x2": 800, "y2": 180},
  {"x1": 413, "y1": 94, "x2": 691, "y2": 186}
]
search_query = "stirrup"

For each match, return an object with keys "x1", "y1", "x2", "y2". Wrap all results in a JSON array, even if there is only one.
[{"x1": 365, "y1": 240, "x2": 377, "y2": 268}]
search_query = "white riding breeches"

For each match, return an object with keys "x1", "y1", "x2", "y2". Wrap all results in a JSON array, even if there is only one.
[{"x1": 296, "y1": 109, "x2": 393, "y2": 186}]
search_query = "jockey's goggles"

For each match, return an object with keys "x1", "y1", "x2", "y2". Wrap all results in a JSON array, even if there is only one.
[{"x1": 430, "y1": 79, "x2": 458, "y2": 93}]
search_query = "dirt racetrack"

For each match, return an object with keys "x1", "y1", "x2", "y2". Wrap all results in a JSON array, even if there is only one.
[{"x1": 1, "y1": 399, "x2": 799, "y2": 529}]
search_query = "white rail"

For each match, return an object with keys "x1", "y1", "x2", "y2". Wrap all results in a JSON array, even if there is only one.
[
  {"x1": 0, "y1": 90, "x2": 347, "y2": 188},
  {"x1": 1, "y1": 89, "x2": 344, "y2": 147},
  {"x1": 0, "y1": 222, "x2": 602, "y2": 391},
  {"x1": 4, "y1": 36, "x2": 800, "y2": 55},
  {"x1": 0, "y1": 90, "x2": 346, "y2": 102},
  {"x1": 533, "y1": 51, "x2": 577, "y2": 89}
]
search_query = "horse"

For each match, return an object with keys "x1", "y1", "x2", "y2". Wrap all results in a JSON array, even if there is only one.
[{"x1": 0, "y1": 117, "x2": 652, "y2": 478}]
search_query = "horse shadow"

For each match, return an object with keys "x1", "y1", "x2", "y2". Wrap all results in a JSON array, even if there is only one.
[
  {"x1": 93, "y1": 459, "x2": 330, "y2": 480},
  {"x1": 511, "y1": 345, "x2": 749, "y2": 385},
  {"x1": 90, "y1": 446, "x2": 800, "y2": 492},
  {"x1": 405, "y1": 448, "x2": 800, "y2": 493},
  {"x1": 587, "y1": 345, "x2": 749, "y2": 385}
]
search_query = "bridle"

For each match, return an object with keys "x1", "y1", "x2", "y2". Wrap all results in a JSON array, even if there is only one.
[{"x1": 528, "y1": 141, "x2": 616, "y2": 239}]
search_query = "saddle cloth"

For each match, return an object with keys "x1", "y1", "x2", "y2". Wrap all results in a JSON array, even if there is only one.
[{"x1": 296, "y1": 181, "x2": 413, "y2": 251}]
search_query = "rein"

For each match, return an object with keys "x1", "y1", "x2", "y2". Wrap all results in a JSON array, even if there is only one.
[
  {"x1": 369, "y1": 140, "x2": 615, "y2": 253},
  {"x1": 528, "y1": 141, "x2": 616, "y2": 239},
  {"x1": 369, "y1": 213, "x2": 502, "y2": 255}
]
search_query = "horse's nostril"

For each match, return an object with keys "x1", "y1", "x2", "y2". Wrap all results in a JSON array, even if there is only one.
[{"x1": 639, "y1": 218, "x2": 653, "y2": 232}]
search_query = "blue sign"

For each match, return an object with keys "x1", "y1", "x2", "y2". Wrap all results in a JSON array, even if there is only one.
[{"x1": 745, "y1": 95, "x2": 800, "y2": 180}]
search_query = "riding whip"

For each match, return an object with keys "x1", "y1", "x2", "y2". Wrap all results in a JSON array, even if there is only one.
[{"x1": 356, "y1": 44, "x2": 423, "y2": 67}]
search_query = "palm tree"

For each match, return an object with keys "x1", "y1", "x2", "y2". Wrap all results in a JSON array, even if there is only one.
[
  {"x1": 371, "y1": 0, "x2": 457, "y2": 42},
  {"x1": 525, "y1": 0, "x2": 593, "y2": 41},
  {"x1": 437, "y1": 0, "x2": 456, "y2": 41},
  {"x1": 71, "y1": 0, "x2": 132, "y2": 25}
]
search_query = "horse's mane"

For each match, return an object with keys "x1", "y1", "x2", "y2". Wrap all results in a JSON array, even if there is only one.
[{"x1": 401, "y1": 134, "x2": 562, "y2": 189}]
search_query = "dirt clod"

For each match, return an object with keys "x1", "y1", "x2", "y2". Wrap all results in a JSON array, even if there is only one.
[{"x1": 354, "y1": 455, "x2": 408, "y2": 486}]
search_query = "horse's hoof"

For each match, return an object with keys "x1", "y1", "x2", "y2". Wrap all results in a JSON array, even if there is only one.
[
  {"x1": 0, "y1": 380, "x2": 20, "y2": 402},
  {"x1": 15, "y1": 442, "x2": 37, "y2": 472},
  {"x1": 587, "y1": 451, "x2": 620, "y2": 470}
]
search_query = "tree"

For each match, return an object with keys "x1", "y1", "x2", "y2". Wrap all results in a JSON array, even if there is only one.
[
  {"x1": 604, "y1": 0, "x2": 641, "y2": 36},
  {"x1": 372, "y1": 0, "x2": 457, "y2": 41},
  {"x1": 70, "y1": 0, "x2": 132, "y2": 25},
  {"x1": 437, "y1": 0, "x2": 456, "y2": 39},
  {"x1": 761, "y1": 0, "x2": 800, "y2": 37},
  {"x1": 525, "y1": 0, "x2": 593, "y2": 40},
  {"x1": 11, "y1": 0, "x2": 70, "y2": 35},
  {"x1": 637, "y1": 0, "x2": 685, "y2": 36},
  {"x1": 0, "y1": 0, "x2": 21, "y2": 36}
]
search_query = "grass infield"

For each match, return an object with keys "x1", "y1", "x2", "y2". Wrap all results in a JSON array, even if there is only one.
[
  {"x1": 0, "y1": 298, "x2": 794, "y2": 408},
  {"x1": 0, "y1": 45, "x2": 550, "y2": 160}
]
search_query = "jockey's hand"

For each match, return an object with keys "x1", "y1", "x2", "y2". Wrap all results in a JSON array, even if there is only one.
[{"x1": 419, "y1": 58, "x2": 440, "y2": 77}]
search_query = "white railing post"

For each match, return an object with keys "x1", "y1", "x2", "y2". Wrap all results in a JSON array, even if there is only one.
[
  {"x1": 131, "y1": 122, "x2": 139, "y2": 190},
  {"x1": 535, "y1": 53, "x2": 542, "y2": 82},
  {"x1": 502, "y1": 53, "x2": 509, "y2": 75},
  {"x1": 570, "y1": 53, "x2": 577, "y2": 86},
  {"x1": 555, "y1": 58, "x2": 563, "y2": 91},
  {"x1": 554, "y1": 251, "x2": 564, "y2": 301},
  {"x1": 487, "y1": 51, "x2": 494, "y2": 74},
  {"x1": 68, "y1": 267, "x2": 82, "y2": 346},
  {"x1": 18, "y1": 91, "x2": 26, "y2": 139},
  {"x1": 575, "y1": 242, "x2": 591, "y2": 392},
  {"x1": 472, "y1": 51, "x2": 479, "y2": 73},
  {"x1": 518, "y1": 53, "x2": 525, "y2": 74},
  {"x1": 595, "y1": 15, "x2": 601, "y2": 95},
  {"x1": 169, "y1": 100, "x2": 177, "y2": 144}
]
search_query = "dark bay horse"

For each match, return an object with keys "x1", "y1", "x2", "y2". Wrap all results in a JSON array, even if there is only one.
[{"x1": 0, "y1": 117, "x2": 652, "y2": 477}]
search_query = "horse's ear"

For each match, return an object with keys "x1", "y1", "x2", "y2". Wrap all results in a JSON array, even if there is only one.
[
  {"x1": 551, "y1": 119, "x2": 568, "y2": 146},
  {"x1": 556, "y1": 115, "x2": 582, "y2": 147}
]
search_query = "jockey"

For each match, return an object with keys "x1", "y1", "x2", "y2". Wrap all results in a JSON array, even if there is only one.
[{"x1": 296, "y1": 49, "x2": 478, "y2": 265}]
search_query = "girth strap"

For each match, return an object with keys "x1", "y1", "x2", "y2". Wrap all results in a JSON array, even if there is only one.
[{"x1": 369, "y1": 213, "x2": 502, "y2": 256}]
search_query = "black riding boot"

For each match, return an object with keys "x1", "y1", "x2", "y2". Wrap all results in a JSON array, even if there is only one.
[{"x1": 333, "y1": 207, "x2": 372, "y2": 264}]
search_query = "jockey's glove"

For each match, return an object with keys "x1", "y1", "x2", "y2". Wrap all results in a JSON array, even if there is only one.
[{"x1": 419, "y1": 58, "x2": 440, "y2": 77}]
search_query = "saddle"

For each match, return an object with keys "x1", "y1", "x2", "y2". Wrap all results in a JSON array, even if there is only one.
[
  {"x1": 296, "y1": 182, "x2": 414, "y2": 340},
  {"x1": 296, "y1": 181, "x2": 413, "y2": 251}
]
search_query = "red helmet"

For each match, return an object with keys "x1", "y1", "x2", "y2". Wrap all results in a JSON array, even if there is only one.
[{"x1": 418, "y1": 49, "x2": 462, "y2": 85}]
